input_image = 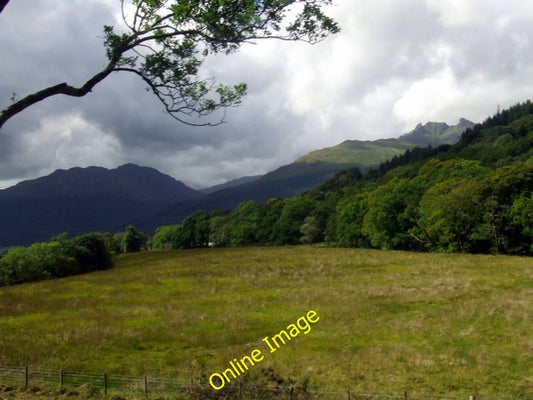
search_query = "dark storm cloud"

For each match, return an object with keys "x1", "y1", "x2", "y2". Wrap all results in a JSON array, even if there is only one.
[{"x1": 2, "y1": 0, "x2": 533, "y2": 188}]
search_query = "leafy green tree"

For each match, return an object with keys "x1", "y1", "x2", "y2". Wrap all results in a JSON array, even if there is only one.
[
  {"x1": 479, "y1": 160, "x2": 533, "y2": 253},
  {"x1": 362, "y1": 178, "x2": 424, "y2": 250},
  {"x1": 256, "y1": 198, "x2": 285, "y2": 244},
  {"x1": 414, "y1": 158, "x2": 489, "y2": 188},
  {"x1": 28, "y1": 241, "x2": 80, "y2": 278},
  {"x1": 209, "y1": 214, "x2": 231, "y2": 247},
  {"x1": 152, "y1": 224, "x2": 189, "y2": 249},
  {"x1": 0, "y1": 246, "x2": 45, "y2": 285},
  {"x1": 335, "y1": 192, "x2": 370, "y2": 248},
  {"x1": 0, "y1": 240, "x2": 83, "y2": 286},
  {"x1": 182, "y1": 210, "x2": 211, "y2": 248},
  {"x1": 300, "y1": 216, "x2": 321, "y2": 244},
  {"x1": 0, "y1": 0, "x2": 339, "y2": 129},
  {"x1": 510, "y1": 194, "x2": 533, "y2": 254},
  {"x1": 228, "y1": 201, "x2": 260, "y2": 246},
  {"x1": 169, "y1": 225, "x2": 188, "y2": 249},
  {"x1": 2, "y1": 239, "x2": 84, "y2": 286},
  {"x1": 0, "y1": 232, "x2": 117, "y2": 286},
  {"x1": 70, "y1": 233, "x2": 114, "y2": 272},
  {"x1": 121, "y1": 225, "x2": 148, "y2": 252},
  {"x1": 100, "y1": 232, "x2": 122, "y2": 255},
  {"x1": 152, "y1": 225, "x2": 173, "y2": 250},
  {"x1": 418, "y1": 178, "x2": 490, "y2": 253},
  {"x1": 272, "y1": 197, "x2": 316, "y2": 245}
]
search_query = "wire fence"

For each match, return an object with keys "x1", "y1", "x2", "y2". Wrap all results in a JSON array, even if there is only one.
[{"x1": 0, "y1": 365, "x2": 510, "y2": 400}]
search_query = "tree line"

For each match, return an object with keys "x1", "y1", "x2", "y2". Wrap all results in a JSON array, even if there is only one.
[
  {"x1": 0, "y1": 226, "x2": 146, "y2": 286},
  {"x1": 149, "y1": 157, "x2": 532, "y2": 255}
]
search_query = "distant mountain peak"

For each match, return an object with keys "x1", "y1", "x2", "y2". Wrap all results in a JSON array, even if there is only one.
[{"x1": 398, "y1": 119, "x2": 474, "y2": 146}]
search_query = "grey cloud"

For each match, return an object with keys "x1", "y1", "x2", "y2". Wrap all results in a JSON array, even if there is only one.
[{"x1": 2, "y1": 0, "x2": 533, "y2": 189}]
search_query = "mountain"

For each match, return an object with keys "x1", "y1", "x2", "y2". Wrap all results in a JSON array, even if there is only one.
[
  {"x1": 146, "y1": 161, "x2": 355, "y2": 229},
  {"x1": 400, "y1": 118, "x2": 475, "y2": 146},
  {"x1": 295, "y1": 119, "x2": 474, "y2": 166},
  {"x1": 149, "y1": 120, "x2": 473, "y2": 227},
  {"x1": 0, "y1": 164, "x2": 203, "y2": 246},
  {"x1": 198, "y1": 175, "x2": 261, "y2": 195},
  {"x1": 0, "y1": 119, "x2": 474, "y2": 246}
]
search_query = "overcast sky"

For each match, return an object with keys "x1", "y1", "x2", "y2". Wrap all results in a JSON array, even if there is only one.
[{"x1": 1, "y1": 0, "x2": 533, "y2": 189}]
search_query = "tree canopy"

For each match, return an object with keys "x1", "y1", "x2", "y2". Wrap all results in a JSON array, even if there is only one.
[{"x1": 0, "y1": 0, "x2": 339, "y2": 130}]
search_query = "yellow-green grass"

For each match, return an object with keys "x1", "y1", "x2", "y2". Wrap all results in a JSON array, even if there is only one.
[{"x1": 0, "y1": 247, "x2": 532, "y2": 398}]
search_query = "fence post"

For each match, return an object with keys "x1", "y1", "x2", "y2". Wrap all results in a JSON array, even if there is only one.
[
  {"x1": 60, "y1": 369, "x2": 64, "y2": 389},
  {"x1": 144, "y1": 376, "x2": 148, "y2": 398},
  {"x1": 103, "y1": 373, "x2": 108, "y2": 395},
  {"x1": 24, "y1": 366, "x2": 29, "y2": 389},
  {"x1": 347, "y1": 387, "x2": 351, "y2": 400},
  {"x1": 404, "y1": 391, "x2": 408, "y2": 400},
  {"x1": 469, "y1": 396, "x2": 476, "y2": 400}
]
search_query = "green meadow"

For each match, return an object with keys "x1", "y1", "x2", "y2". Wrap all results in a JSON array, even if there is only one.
[{"x1": 0, "y1": 247, "x2": 532, "y2": 398}]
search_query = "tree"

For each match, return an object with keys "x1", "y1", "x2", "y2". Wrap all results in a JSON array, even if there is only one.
[
  {"x1": 335, "y1": 192, "x2": 370, "y2": 248},
  {"x1": 272, "y1": 196, "x2": 316, "y2": 245},
  {"x1": 0, "y1": 0, "x2": 339, "y2": 130},
  {"x1": 70, "y1": 233, "x2": 114, "y2": 272},
  {"x1": 256, "y1": 198, "x2": 285, "y2": 244},
  {"x1": 152, "y1": 224, "x2": 189, "y2": 249},
  {"x1": 121, "y1": 225, "x2": 148, "y2": 252},
  {"x1": 418, "y1": 178, "x2": 489, "y2": 253},
  {"x1": 209, "y1": 214, "x2": 231, "y2": 247},
  {"x1": 182, "y1": 210, "x2": 211, "y2": 247},
  {"x1": 510, "y1": 194, "x2": 533, "y2": 254},
  {"x1": 228, "y1": 200, "x2": 260, "y2": 246},
  {"x1": 300, "y1": 216, "x2": 321, "y2": 244},
  {"x1": 0, "y1": 246, "x2": 48, "y2": 285},
  {"x1": 362, "y1": 178, "x2": 424, "y2": 250}
]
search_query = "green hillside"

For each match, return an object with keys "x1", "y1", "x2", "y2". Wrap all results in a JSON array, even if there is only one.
[
  {"x1": 295, "y1": 138, "x2": 411, "y2": 165},
  {"x1": 0, "y1": 247, "x2": 531, "y2": 399},
  {"x1": 295, "y1": 119, "x2": 473, "y2": 166}
]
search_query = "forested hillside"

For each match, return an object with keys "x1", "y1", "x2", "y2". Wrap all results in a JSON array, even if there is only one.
[{"x1": 152, "y1": 101, "x2": 533, "y2": 255}]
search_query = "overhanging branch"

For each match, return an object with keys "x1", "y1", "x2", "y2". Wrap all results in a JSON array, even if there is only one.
[
  {"x1": 0, "y1": 67, "x2": 115, "y2": 130},
  {"x1": 0, "y1": 0, "x2": 339, "y2": 130}
]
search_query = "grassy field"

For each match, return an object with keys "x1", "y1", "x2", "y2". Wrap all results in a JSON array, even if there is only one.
[{"x1": 0, "y1": 246, "x2": 532, "y2": 398}]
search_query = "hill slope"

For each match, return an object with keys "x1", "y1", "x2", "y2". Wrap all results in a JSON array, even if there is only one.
[
  {"x1": 153, "y1": 119, "x2": 473, "y2": 227},
  {"x1": 148, "y1": 161, "x2": 355, "y2": 229},
  {"x1": 296, "y1": 118, "x2": 473, "y2": 165},
  {"x1": 0, "y1": 247, "x2": 531, "y2": 398}
]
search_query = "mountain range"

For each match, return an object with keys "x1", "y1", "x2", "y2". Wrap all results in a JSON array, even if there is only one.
[{"x1": 0, "y1": 119, "x2": 473, "y2": 246}]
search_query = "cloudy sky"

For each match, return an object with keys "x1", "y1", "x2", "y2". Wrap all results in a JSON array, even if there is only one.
[{"x1": 1, "y1": 0, "x2": 533, "y2": 189}]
